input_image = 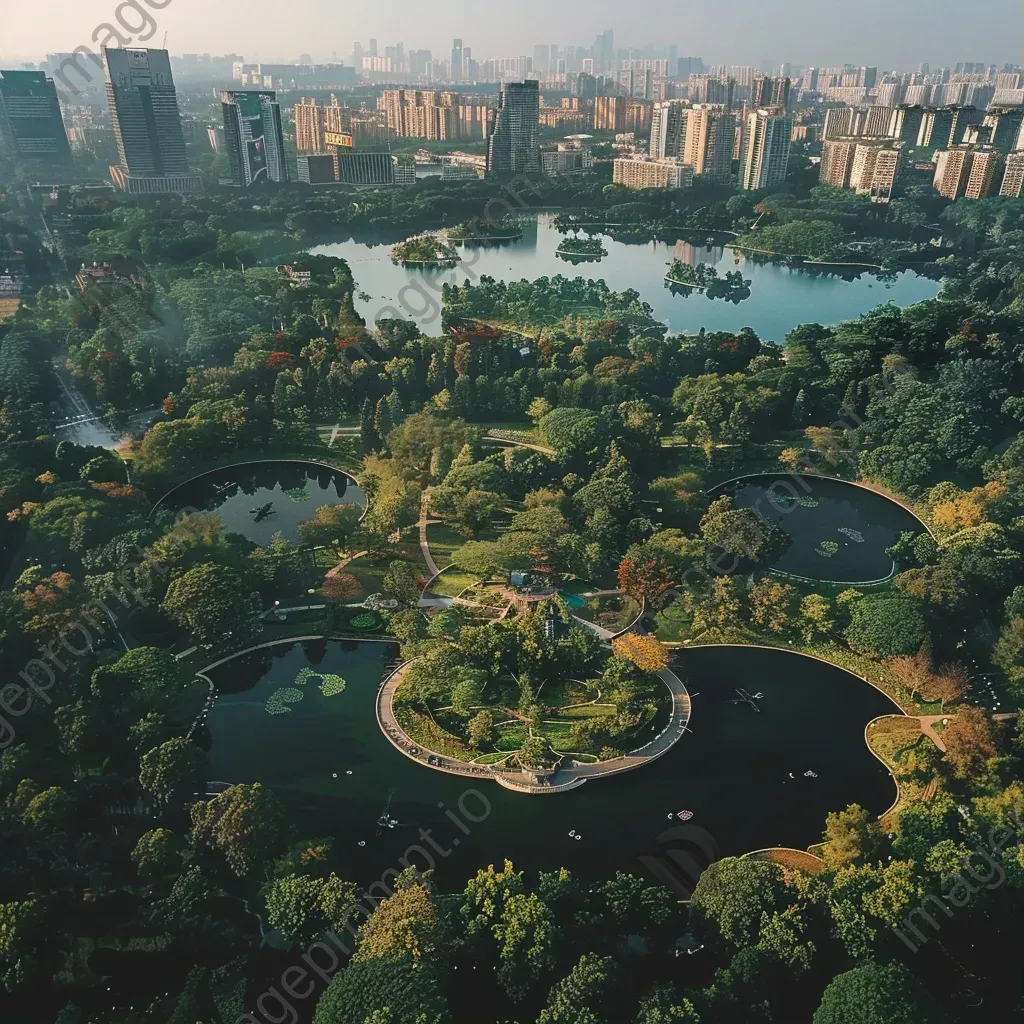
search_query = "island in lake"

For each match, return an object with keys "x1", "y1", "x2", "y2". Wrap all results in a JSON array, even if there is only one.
[
  {"x1": 556, "y1": 235, "x2": 609, "y2": 261},
  {"x1": 391, "y1": 234, "x2": 460, "y2": 265},
  {"x1": 666, "y1": 259, "x2": 752, "y2": 302}
]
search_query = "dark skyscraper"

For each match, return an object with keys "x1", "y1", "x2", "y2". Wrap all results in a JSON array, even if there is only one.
[
  {"x1": 451, "y1": 39, "x2": 463, "y2": 80},
  {"x1": 0, "y1": 69, "x2": 71, "y2": 164},
  {"x1": 486, "y1": 80, "x2": 540, "y2": 176},
  {"x1": 104, "y1": 47, "x2": 200, "y2": 193},
  {"x1": 221, "y1": 90, "x2": 288, "y2": 187}
]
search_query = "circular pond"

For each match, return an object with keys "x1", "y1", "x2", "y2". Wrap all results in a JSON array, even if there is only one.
[
  {"x1": 158, "y1": 461, "x2": 364, "y2": 546},
  {"x1": 202, "y1": 640, "x2": 897, "y2": 890},
  {"x1": 713, "y1": 473, "x2": 927, "y2": 584}
]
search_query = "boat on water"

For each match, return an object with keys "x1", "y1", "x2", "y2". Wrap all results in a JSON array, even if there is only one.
[{"x1": 376, "y1": 789, "x2": 400, "y2": 830}]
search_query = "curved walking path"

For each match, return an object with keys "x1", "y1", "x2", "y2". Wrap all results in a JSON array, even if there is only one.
[
  {"x1": 375, "y1": 623, "x2": 692, "y2": 794},
  {"x1": 418, "y1": 489, "x2": 441, "y2": 580}
]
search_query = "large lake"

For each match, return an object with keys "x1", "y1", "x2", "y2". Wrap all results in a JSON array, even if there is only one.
[
  {"x1": 203, "y1": 639, "x2": 897, "y2": 892},
  {"x1": 310, "y1": 213, "x2": 940, "y2": 342}
]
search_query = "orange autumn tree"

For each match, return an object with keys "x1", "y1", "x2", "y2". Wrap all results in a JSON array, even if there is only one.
[
  {"x1": 617, "y1": 556, "x2": 675, "y2": 604},
  {"x1": 612, "y1": 634, "x2": 670, "y2": 673}
]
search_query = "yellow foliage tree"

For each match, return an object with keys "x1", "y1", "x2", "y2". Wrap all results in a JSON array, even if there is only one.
[{"x1": 612, "y1": 633, "x2": 669, "y2": 673}]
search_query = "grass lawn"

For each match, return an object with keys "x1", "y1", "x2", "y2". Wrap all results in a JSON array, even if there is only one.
[
  {"x1": 575, "y1": 594, "x2": 641, "y2": 633},
  {"x1": 866, "y1": 715, "x2": 930, "y2": 767},
  {"x1": 473, "y1": 751, "x2": 513, "y2": 765},
  {"x1": 425, "y1": 523, "x2": 470, "y2": 569},
  {"x1": 428, "y1": 567, "x2": 483, "y2": 599},
  {"x1": 394, "y1": 705, "x2": 479, "y2": 760},
  {"x1": 558, "y1": 704, "x2": 617, "y2": 719}
]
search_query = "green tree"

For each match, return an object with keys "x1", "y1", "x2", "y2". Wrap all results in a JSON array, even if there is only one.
[
  {"x1": 699, "y1": 496, "x2": 790, "y2": 572},
  {"x1": 21, "y1": 786, "x2": 70, "y2": 830},
  {"x1": 846, "y1": 598, "x2": 928, "y2": 657},
  {"x1": 494, "y1": 891, "x2": 557, "y2": 998},
  {"x1": 821, "y1": 804, "x2": 884, "y2": 870},
  {"x1": 467, "y1": 709, "x2": 496, "y2": 747},
  {"x1": 139, "y1": 738, "x2": 207, "y2": 804},
  {"x1": 0, "y1": 899, "x2": 43, "y2": 992},
  {"x1": 537, "y1": 952, "x2": 614, "y2": 1024},
  {"x1": 131, "y1": 828, "x2": 183, "y2": 879},
  {"x1": 264, "y1": 873, "x2": 359, "y2": 947},
  {"x1": 798, "y1": 593, "x2": 834, "y2": 643},
  {"x1": 381, "y1": 560, "x2": 421, "y2": 607},
  {"x1": 189, "y1": 782, "x2": 285, "y2": 877},
  {"x1": 813, "y1": 963, "x2": 948, "y2": 1024},
  {"x1": 690, "y1": 858, "x2": 787, "y2": 947},
  {"x1": 353, "y1": 873, "x2": 449, "y2": 964},
  {"x1": 297, "y1": 504, "x2": 363, "y2": 547},
  {"x1": 313, "y1": 957, "x2": 448, "y2": 1024},
  {"x1": 635, "y1": 986, "x2": 702, "y2": 1023},
  {"x1": 162, "y1": 563, "x2": 262, "y2": 645}
]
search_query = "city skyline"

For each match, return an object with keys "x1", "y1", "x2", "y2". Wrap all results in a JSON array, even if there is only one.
[{"x1": 1, "y1": 0, "x2": 1020, "y2": 69}]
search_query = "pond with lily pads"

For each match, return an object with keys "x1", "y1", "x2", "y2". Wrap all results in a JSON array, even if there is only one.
[
  {"x1": 201, "y1": 638, "x2": 897, "y2": 891},
  {"x1": 712, "y1": 473, "x2": 928, "y2": 584}
]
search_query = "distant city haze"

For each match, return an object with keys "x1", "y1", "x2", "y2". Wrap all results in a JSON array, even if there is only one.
[{"x1": 1, "y1": 0, "x2": 1019, "y2": 68}]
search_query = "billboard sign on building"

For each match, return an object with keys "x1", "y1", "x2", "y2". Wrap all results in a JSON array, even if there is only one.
[{"x1": 324, "y1": 130, "x2": 354, "y2": 148}]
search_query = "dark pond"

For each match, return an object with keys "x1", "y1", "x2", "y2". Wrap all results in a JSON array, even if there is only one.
[
  {"x1": 715, "y1": 473, "x2": 927, "y2": 584},
  {"x1": 203, "y1": 639, "x2": 897, "y2": 891},
  {"x1": 158, "y1": 461, "x2": 364, "y2": 546}
]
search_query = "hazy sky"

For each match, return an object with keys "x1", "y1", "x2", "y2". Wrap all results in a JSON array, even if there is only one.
[{"x1": 1, "y1": 0, "x2": 1019, "y2": 68}]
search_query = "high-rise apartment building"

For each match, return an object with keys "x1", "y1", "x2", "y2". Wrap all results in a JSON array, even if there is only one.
[
  {"x1": 1000, "y1": 152, "x2": 1024, "y2": 197},
  {"x1": 983, "y1": 109, "x2": 1024, "y2": 153},
  {"x1": 933, "y1": 146, "x2": 976, "y2": 198},
  {"x1": 863, "y1": 105, "x2": 895, "y2": 136},
  {"x1": 689, "y1": 75, "x2": 733, "y2": 107},
  {"x1": 486, "y1": 80, "x2": 539, "y2": 175},
  {"x1": 964, "y1": 148, "x2": 1003, "y2": 198},
  {"x1": 650, "y1": 100, "x2": 689, "y2": 159},
  {"x1": 739, "y1": 109, "x2": 792, "y2": 190},
  {"x1": 380, "y1": 89, "x2": 488, "y2": 141},
  {"x1": 875, "y1": 78, "x2": 904, "y2": 107},
  {"x1": 294, "y1": 96, "x2": 348, "y2": 152},
  {"x1": 593, "y1": 96, "x2": 627, "y2": 131},
  {"x1": 104, "y1": 47, "x2": 200, "y2": 193},
  {"x1": 904, "y1": 84, "x2": 931, "y2": 106},
  {"x1": 682, "y1": 105, "x2": 736, "y2": 181},
  {"x1": 613, "y1": 157, "x2": 693, "y2": 189},
  {"x1": 823, "y1": 106, "x2": 864, "y2": 139},
  {"x1": 0, "y1": 69, "x2": 71, "y2": 163},
  {"x1": 849, "y1": 143, "x2": 901, "y2": 201},
  {"x1": 820, "y1": 139, "x2": 858, "y2": 187},
  {"x1": 890, "y1": 105, "x2": 925, "y2": 147},
  {"x1": 750, "y1": 75, "x2": 791, "y2": 111},
  {"x1": 220, "y1": 91, "x2": 287, "y2": 186}
]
